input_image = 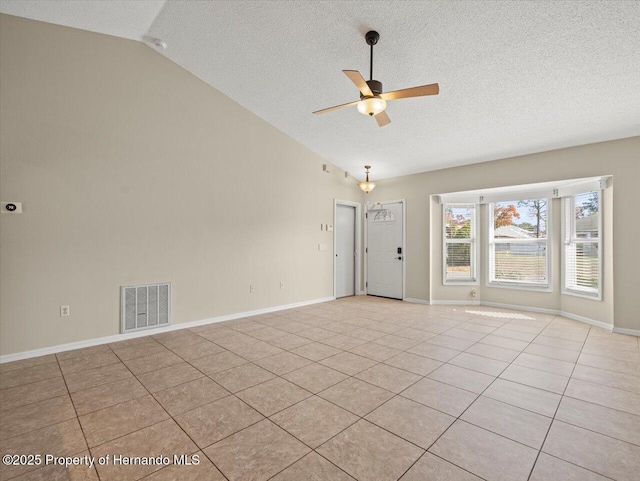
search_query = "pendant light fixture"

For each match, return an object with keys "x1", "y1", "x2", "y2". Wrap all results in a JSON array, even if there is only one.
[{"x1": 358, "y1": 165, "x2": 377, "y2": 194}]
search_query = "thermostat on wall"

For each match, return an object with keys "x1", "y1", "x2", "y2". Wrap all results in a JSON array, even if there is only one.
[{"x1": 1, "y1": 202, "x2": 22, "y2": 214}]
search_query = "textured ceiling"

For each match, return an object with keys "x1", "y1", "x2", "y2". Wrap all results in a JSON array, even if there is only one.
[
  {"x1": 0, "y1": 0, "x2": 166, "y2": 41},
  {"x1": 2, "y1": 1, "x2": 639, "y2": 180}
]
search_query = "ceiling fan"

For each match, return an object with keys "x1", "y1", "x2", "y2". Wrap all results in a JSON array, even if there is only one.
[{"x1": 313, "y1": 30, "x2": 439, "y2": 127}]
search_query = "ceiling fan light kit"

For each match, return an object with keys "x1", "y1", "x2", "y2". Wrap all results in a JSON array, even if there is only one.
[
  {"x1": 357, "y1": 97, "x2": 386, "y2": 116},
  {"x1": 358, "y1": 165, "x2": 377, "y2": 194},
  {"x1": 313, "y1": 30, "x2": 439, "y2": 127}
]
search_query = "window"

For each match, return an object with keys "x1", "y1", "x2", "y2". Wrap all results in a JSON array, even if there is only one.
[
  {"x1": 563, "y1": 191, "x2": 601, "y2": 298},
  {"x1": 443, "y1": 204, "x2": 477, "y2": 284},
  {"x1": 489, "y1": 198, "x2": 550, "y2": 288},
  {"x1": 373, "y1": 209, "x2": 395, "y2": 222}
]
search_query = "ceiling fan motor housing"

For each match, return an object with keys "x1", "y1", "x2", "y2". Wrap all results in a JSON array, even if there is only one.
[{"x1": 363, "y1": 80, "x2": 383, "y2": 97}]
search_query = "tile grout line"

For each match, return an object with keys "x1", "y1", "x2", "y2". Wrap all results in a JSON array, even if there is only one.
[
  {"x1": 98, "y1": 343, "x2": 230, "y2": 481},
  {"x1": 535, "y1": 452, "x2": 618, "y2": 481},
  {"x1": 561, "y1": 377, "x2": 640, "y2": 412},
  {"x1": 272, "y1": 309, "x2": 538, "y2": 479},
  {"x1": 0, "y1": 371, "x2": 74, "y2": 393},
  {"x1": 564, "y1": 367, "x2": 640, "y2": 396},
  {"x1": 152, "y1": 353, "x2": 291, "y2": 481},
  {"x1": 3, "y1": 300, "x2": 637, "y2": 481},
  {"x1": 529, "y1": 320, "x2": 640, "y2": 479},
  {"x1": 56, "y1": 350, "x2": 102, "y2": 481},
  {"x1": 0, "y1": 356, "x2": 92, "y2": 480},
  {"x1": 574, "y1": 354, "x2": 640, "y2": 376},
  {"x1": 155, "y1": 309, "x2": 640, "y2": 480},
  {"x1": 394, "y1": 312, "x2": 561, "y2": 481},
  {"x1": 525, "y1": 318, "x2": 590, "y2": 481},
  {"x1": 6, "y1": 310, "x2": 560, "y2": 470},
  {"x1": 265, "y1": 450, "x2": 355, "y2": 481},
  {"x1": 191, "y1": 321, "x2": 435, "y2": 480},
  {"x1": 151, "y1": 326, "x2": 367, "y2": 479},
  {"x1": 26, "y1": 330, "x2": 382, "y2": 470},
  {"x1": 338, "y1": 312, "x2": 506, "y2": 479},
  {"x1": 298, "y1": 310, "x2": 633, "y2": 454}
]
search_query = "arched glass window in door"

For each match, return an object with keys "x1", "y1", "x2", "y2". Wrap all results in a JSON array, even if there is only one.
[{"x1": 373, "y1": 209, "x2": 395, "y2": 222}]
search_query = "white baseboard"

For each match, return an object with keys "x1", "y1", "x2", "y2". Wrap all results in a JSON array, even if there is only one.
[
  {"x1": 423, "y1": 299, "x2": 621, "y2": 334},
  {"x1": 430, "y1": 299, "x2": 481, "y2": 306},
  {"x1": 358, "y1": 291, "x2": 366, "y2": 296},
  {"x1": 558, "y1": 311, "x2": 613, "y2": 331},
  {"x1": 481, "y1": 301, "x2": 560, "y2": 316},
  {"x1": 612, "y1": 327, "x2": 640, "y2": 336},
  {"x1": 481, "y1": 302, "x2": 614, "y2": 331},
  {"x1": 0, "y1": 296, "x2": 335, "y2": 364},
  {"x1": 404, "y1": 298, "x2": 431, "y2": 305},
  {"x1": 3, "y1": 294, "x2": 636, "y2": 364}
]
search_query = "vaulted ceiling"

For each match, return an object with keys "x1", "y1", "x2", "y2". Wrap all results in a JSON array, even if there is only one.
[{"x1": 2, "y1": 1, "x2": 639, "y2": 179}]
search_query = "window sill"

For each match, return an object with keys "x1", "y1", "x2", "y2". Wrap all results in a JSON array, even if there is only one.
[
  {"x1": 487, "y1": 281, "x2": 552, "y2": 293},
  {"x1": 443, "y1": 280, "x2": 479, "y2": 286},
  {"x1": 562, "y1": 289, "x2": 602, "y2": 301}
]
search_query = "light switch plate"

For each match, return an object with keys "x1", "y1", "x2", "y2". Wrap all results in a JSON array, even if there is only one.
[
  {"x1": 318, "y1": 243, "x2": 327, "y2": 251},
  {"x1": 327, "y1": 225, "x2": 333, "y2": 232}
]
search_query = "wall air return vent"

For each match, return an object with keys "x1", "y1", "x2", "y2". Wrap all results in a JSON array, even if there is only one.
[{"x1": 121, "y1": 283, "x2": 170, "y2": 333}]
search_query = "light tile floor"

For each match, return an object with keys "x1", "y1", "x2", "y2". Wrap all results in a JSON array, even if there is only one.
[{"x1": 1, "y1": 296, "x2": 639, "y2": 480}]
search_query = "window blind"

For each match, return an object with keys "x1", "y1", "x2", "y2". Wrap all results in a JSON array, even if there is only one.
[
  {"x1": 444, "y1": 204, "x2": 476, "y2": 283},
  {"x1": 564, "y1": 191, "x2": 600, "y2": 297}
]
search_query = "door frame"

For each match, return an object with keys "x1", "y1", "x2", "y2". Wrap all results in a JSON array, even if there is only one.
[
  {"x1": 364, "y1": 199, "x2": 406, "y2": 300},
  {"x1": 333, "y1": 199, "x2": 362, "y2": 299}
]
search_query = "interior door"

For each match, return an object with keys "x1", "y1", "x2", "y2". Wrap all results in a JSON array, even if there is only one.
[
  {"x1": 336, "y1": 204, "x2": 356, "y2": 297},
  {"x1": 367, "y1": 201, "x2": 403, "y2": 299}
]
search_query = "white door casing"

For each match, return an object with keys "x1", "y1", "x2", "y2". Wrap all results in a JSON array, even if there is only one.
[
  {"x1": 336, "y1": 204, "x2": 356, "y2": 297},
  {"x1": 366, "y1": 200, "x2": 405, "y2": 300},
  {"x1": 333, "y1": 200, "x2": 361, "y2": 299}
]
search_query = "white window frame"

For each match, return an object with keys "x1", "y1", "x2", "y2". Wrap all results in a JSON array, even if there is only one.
[
  {"x1": 487, "y1": 198, "x2": 552, "y2": 291},
  {"x1": 562, "y1": 191, "x2": 602, "y2": 300},
  {"x1": 443, "y1": 203, "x2": 478, "y2": 285}
]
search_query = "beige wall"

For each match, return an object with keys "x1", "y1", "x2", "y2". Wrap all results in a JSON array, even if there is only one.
[
  {"x1": 2, "y1": 15, "x2": 638, "y2": 357},
  {"x1": 0, "y1": 15, "x2": 361, "y2": 355},
  {"x1": 367, "y1": 136, "x2": 639, "y2": 330}
]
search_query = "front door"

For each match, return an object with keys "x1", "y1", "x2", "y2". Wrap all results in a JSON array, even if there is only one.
[
  {"x1": 336, "y1": 204, "x2": 356, "y2": 297},
  {"x1": 367, "y1": 201, "x2": 404, "y2": 299}
]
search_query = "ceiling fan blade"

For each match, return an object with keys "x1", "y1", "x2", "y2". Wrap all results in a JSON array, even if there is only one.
[
  {"x1": 380, "y1": 83, "x2": 439, "y2": 101},
  {"x1": 312, "y1": 100, "x2": 359, "y2": 115},
  {"x1": 375, "y1": 111, "x2": 391, "y2": 127},
  {"x1": 343, "y1": 70, "x2": 374, "y2": 97}
]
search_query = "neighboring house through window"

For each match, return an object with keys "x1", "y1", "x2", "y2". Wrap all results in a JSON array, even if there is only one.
[
  {"x1": 489, "y1": 199, "x2": 551, "y2": 289},
  {"x1": 563, "y1": 191, "x2": 601, "y2": 298},
  {"x1": 439, "y1": 177, "x2": 607, "y2": 296}
]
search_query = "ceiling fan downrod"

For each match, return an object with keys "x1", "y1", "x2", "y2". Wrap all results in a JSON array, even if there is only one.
[
  {"x1": 364, "y1": 31, "x2": 382, "y2": 97},
  {"x1": 365, "y1": 30, "x2": 379, "y2": 82}
]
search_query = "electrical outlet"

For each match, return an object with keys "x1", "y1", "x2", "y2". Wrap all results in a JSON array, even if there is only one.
[
  {"x1": 250, "y1": 285, "x2": 255, "y2": 293},
  {"x1": 280, "y1": 281, "x2": 284, "y2": 289},
  {"x1": 60, "y1": 305, "x2": 70, "y2": 317}
]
